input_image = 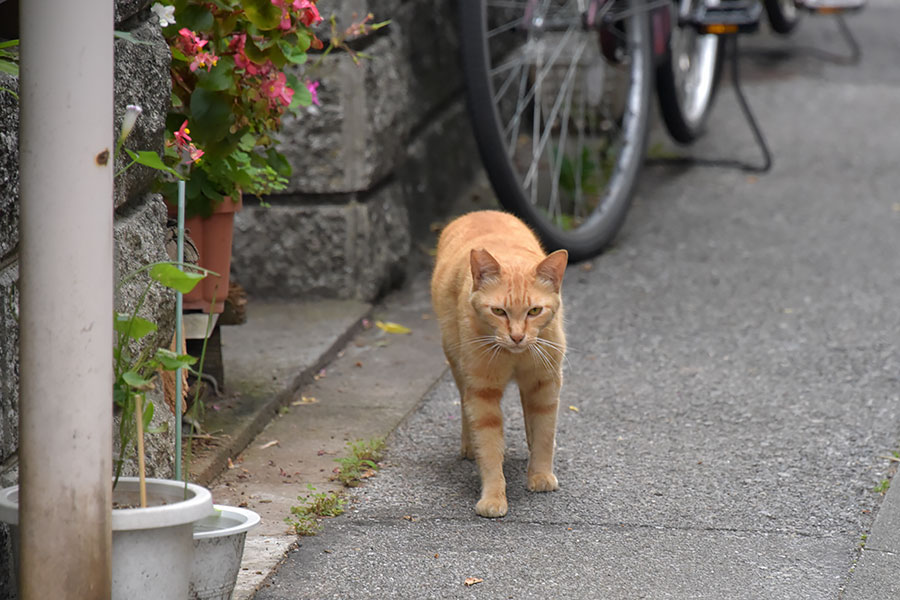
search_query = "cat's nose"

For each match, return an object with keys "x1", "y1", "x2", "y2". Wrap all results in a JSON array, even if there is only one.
[{"x1": 510, "y1": 333, "x2": 525, "y2": 345}]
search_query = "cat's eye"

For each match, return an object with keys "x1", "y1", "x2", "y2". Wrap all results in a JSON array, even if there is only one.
[
  {"x1": 528, "y1": 307, "x2": 542, "y2": 316},
  {"x1": 491, "y1": 307, "x2": 506, "y2": 317}
]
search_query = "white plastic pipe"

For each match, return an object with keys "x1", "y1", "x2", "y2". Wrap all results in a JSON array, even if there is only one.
[{"x1": 18, "y1": 0, "x2": 114, "y2": 596}]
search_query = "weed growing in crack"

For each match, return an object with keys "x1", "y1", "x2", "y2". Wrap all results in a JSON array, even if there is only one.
[
  {"x1": 334, "y1": 437, "x2": 386, "y2": 487},
  {"x1": 285, "y1": 484, "x2": 346, "y2": 536}
]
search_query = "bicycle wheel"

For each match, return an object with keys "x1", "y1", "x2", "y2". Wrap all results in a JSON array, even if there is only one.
[
  {"x1": 460, "y1": 0, "x2": 653, "y2": 261},
  {"x1": 763, "y1": 0, "x2": 800, "y2": 34},
  {"x1": 655, "y1": 0, "x2": 725, "y2": 144}
]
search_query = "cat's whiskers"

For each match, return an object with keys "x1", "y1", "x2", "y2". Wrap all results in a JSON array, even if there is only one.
[
  {"x1": 487, "y1": 343, "x2": 504, "y2": 364},
  {"x1": 532, "y1": 339, "x2": 566, "y2": 376},
  {"x1": 452, "y1": 335, "x2": 497, "y2": 351},
  {"x1": 528, "y1": 343, "x2": 554, "y2": 374}
]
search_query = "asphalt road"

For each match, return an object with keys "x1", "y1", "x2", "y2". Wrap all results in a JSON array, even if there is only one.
[{"x1": 255, "y1": 3, "x2": 900, "y2": 598}]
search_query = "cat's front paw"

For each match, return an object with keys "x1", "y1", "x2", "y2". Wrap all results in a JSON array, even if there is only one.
[
  {"x1": 527, "y1": 472, "x2": 559, "y2": 492},
  {"x1": 475, "y1": 494, "x2": 508, "y2": 518}
]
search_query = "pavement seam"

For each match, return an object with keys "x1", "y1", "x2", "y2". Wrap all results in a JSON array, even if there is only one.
[{"x1": 327, "y1": 512, "x2": 849, "y2": 540}]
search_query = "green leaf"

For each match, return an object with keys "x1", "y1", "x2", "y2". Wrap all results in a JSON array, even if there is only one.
[
  {"x1": 295, "y1": 30, "x2": 311, "y2": 52},
  {"x1": 149, "y1": 263, "x2": 206, "y2": 294},
  {"x1": 277, "y1": 40, "x2": 308, "y2": 65},
  {"x1": 0, "y1": 61, "x2": 18, "y2": 77},
  {"x1": 266, "y1": 148, "x2": 293, "y2": 177},
  {"x1": 190, "y1": 88, "x2": 233, "y2": 142},
  {"x1": 146, "y1": 422, "x2": 169, "y2": 435},
  {"x1": 113, "y1": 386, "x2": 128, "y2": 408},
  {"x1": 170, "y1": 47, "x2": 189, "y2": 63},
  {"x1": 243, "y1": 0, "x2": 282, "y2": 30},
  {"x1": 114, "y1": 30, "x2": 153, "y2": 46},
  {"x1": 122, "y1": 371, "x2": 153, "y2": 390},
  {"x1": 154, "y1": 348, "x2": 198, "y2": 370},
  {"x1": 125, "y1": 149, "x2": 182, "y2": 178},
  {"x1": 114, "y1": 313, "x2": 157, "y2": 340},
  {"x1": 178, "y1": 4, "x2": 215, "y2": 31},
  {"x1": 142, "y1": 400, "x2": 155, "y2": 430},
  {"x1": 0, "y1": 40, "x2": 19, "y2": 50},
  {"x1": 286, "y1": 73, "x2": 311, "y2": 110},
  {"x1": 291, "y1": 84, "x2": 312, "y2": 110},
  {"x1": 197, "y1": 56, "x2": 235, "y2": 92}
]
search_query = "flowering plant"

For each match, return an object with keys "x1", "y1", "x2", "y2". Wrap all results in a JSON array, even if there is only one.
[{"x1": 152, "y1": 0, "x2": 326, "y2": 218}]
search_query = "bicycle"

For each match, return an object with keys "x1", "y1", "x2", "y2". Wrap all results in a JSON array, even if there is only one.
[
  {"x1": 459, "y1": 0, "x2": 727, "y2": 261},
  {"x1": 460, "y1": 0, "x2": 654, "y2": 261}
]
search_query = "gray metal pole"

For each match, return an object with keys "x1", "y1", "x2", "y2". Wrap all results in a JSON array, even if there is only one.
[{"x1": 18, "y1": 0, "x2": 114, "y2": 596}]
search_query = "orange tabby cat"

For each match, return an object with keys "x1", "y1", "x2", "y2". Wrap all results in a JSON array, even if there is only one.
[{"x1": 431, "y1": 210, "x2": 567, "y2": 518}]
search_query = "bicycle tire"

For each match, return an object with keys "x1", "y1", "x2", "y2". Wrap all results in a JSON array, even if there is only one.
[
  {"x1": 655, "y1": 1, "x2": 725, "y2": 144},
  {"x1": 763, "y1": 0, "x2": 800, "y2": 34},
  {"x1": 459, "y1": 0, "x2": 653, "y2": 262}
]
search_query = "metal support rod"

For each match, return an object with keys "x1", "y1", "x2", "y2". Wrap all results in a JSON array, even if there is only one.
[
  {"x1": 175, "y1": 180, "x2": 185, "y2": 481},
  {"x1": 727, "y1": 35, "x2": 772, "y2": 173},
  {"x1": 18, "y1": 0, "x2": 114, "y2": 597}
]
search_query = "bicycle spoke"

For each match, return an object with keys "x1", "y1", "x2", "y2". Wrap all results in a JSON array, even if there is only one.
[{"x1": 522, "y1": 38, "x2": 587, "y2": 191}]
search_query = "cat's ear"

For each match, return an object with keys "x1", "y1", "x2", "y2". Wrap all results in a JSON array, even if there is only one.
[
  {"x1": 470, "y1": 248, "x2": 501, "y2": 290},
  {"x1": 536, "y1": 249, "x2": 568, "y2": 292}
]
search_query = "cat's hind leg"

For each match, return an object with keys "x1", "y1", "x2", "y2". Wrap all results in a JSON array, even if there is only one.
[{"x1": 446, "y1": 357, "x2": 476, "y2": 460}]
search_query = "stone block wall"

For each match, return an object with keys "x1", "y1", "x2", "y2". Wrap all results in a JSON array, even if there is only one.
[{"x1": 231, "y1": 0, "x2": 481, "y2": 301}]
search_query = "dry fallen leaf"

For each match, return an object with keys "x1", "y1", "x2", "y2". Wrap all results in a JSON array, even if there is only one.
[
  {"x1": 227, "y1": 457, "x2": 235, "y2": 469},
  {"x1": 581, "y1": 262, "x2": 593, "y2": 272},
  {"x1": 464, "y1": 577, "x2": 483, "y2": 587},
  {"x1": 360, "y1": 469, "x2": 377, "y2": 479},
  {"x1": 568, "y1": 405, "x2": 580, "y2": 413},
  {"x1": 259, "y1": 440, "x2": 279, "y2": 449},
  {"x1": 292, "y1": 396, "x2": 318, "y2": 406},
  {"x1": 376, "y1": 320, "x2": 412, "y2": 335}
]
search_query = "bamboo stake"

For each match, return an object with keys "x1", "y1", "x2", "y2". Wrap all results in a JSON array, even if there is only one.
[{"x1": 134, "y1": 393, "x2": 147, "y2": 508}]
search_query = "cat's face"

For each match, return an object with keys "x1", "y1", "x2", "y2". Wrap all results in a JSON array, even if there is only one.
[{"x1": 469, "y1": 249, "x2": 567, "y2": 354}]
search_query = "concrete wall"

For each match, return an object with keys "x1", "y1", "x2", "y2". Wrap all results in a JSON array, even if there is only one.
[{"x1": 231, "y1": 0, "x2": 480, "y2": 301}]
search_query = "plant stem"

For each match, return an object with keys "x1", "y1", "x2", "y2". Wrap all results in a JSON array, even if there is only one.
[{"x1": 135, "y1": 393, "x2": 147, "y2": 508}]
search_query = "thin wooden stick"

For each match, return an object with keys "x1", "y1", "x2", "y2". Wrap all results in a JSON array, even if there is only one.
[{"x1": 134, "y1": 394, "x2": 147, "y2": 508}]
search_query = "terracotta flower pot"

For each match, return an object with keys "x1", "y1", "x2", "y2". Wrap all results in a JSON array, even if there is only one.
[{"x1": 169, "y1": 196, "x2": 242, "y2": 314}]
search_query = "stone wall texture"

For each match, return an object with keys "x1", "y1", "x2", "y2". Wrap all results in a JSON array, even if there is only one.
[{"x1": 232, "y1": 0, "x2": 479, "y2": 302}]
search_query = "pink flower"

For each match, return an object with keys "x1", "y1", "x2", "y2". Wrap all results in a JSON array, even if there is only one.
[
  {"x1": 264, "y1": 72, "x2": 294, "y2": 107},
  {"x1": 279, "y1": 9, "x2": 292, "y2": 30},
  {"x1": 190, "y1": 51, "x2": 219, "y2": 72},
  {"x1": 305, "y1": 80, "x2": 320, "y2": 106},
  {"x1": 177, "y1": 28, "x2": 207, "y2": 54},
  {"x1": 173, "y1": 120, "x2": 192, "y2": 146},
  {"x1": 293, "y1": 0, "x2": 322, "y2": 25},
  {"x1": 186, "y1": 144, "x2": 204, "y2": 164}
]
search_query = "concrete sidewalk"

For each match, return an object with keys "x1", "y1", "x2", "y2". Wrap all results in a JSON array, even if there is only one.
[
  {"x1": 189, "y1": 271, "x2": 457, "y2": 599},
  {"x1": 191, "y1": 4, "x2": 900, "y2": 598}
]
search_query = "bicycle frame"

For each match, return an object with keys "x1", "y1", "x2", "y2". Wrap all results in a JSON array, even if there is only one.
[{"x1": 517, "y1": 0, "x2": 674, "y2": 66}]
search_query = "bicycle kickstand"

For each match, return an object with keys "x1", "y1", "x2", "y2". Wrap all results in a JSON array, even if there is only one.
[
  {"x1": 795, "y1": 0, "x2": 867, "y2": 65},
  {"x1": 683, "y1": 0, "x2": 772, "y2": 173}
]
